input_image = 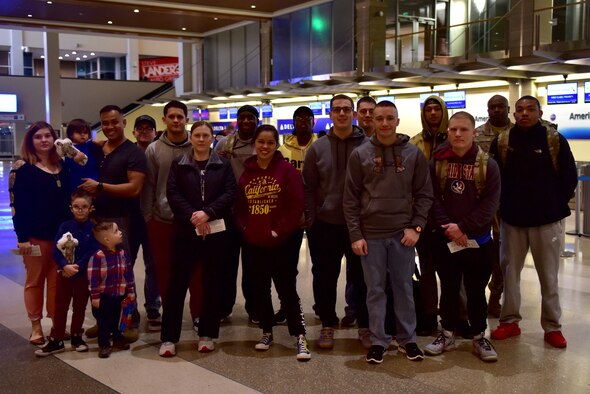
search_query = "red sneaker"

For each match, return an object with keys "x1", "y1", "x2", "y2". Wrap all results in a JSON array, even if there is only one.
[
  {"x1": 491, "y1": 322, "x2": 521, "y2": 340},
  {"x1": 544, "y1": 331, "x2": 567, "y2": 348}
]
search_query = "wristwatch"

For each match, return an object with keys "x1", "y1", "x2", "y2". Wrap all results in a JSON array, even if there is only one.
[{"x1": 409, "y1": 225, "x2": 422, "y2": 233}]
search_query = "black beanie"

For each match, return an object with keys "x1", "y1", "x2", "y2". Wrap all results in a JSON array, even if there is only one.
[{"x1": 237, "y1": 105, "x2": 259, "y2": 119}]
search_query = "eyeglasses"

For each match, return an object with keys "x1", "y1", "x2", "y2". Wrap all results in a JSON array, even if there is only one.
[
  {"x1": 71, "y1": 205, "x2": 90, "y2": 212},
  {"x1": 331, "y1": 107, "x2": 353, "y2": 114}
]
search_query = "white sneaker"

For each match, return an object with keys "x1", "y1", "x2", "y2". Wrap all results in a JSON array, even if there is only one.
[
  {"x1": 198, "y1": 337, "x2": 215, "y2": 352},
  {"x1": 424, "y1": 330, "x2": 456, "y2": 356},
  {"x1": 159, "y1": 341, "x2": 176, "y2": 357}
]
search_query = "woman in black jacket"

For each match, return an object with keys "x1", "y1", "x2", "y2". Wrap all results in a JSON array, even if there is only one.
[{"x1": 159, "y1": 121, "x2": 236, "y2": 357}]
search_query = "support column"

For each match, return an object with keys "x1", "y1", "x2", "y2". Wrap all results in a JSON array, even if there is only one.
[
  {"x1": 355, "y1": 0, "x2": 387, "y2": 73},
  {"x1": 9, "y1": 30, "x2": 24, "y2": 76},
  {"x1": 43, "y1": 32, "x2": 62, "y2": 131},
  {"x1": 509, "y1": 79, "x2": 535, "y2": 105},
  {"x1": 260, "y1": 20, "x2": 271, "y2": 86},
  {"x1": 509, "y1": 0, "x2": 535, "y2": 58},
  {"x1": 175, "y1": 40, "x2": 204, "y2": 96},
  {"x1": 126, "y1": 39, "x2": 139, "y2": 80}
]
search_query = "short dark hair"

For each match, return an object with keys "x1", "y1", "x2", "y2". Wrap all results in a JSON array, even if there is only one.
[
  {"x1": 375, "y1": 100, "x2": 397, "y2": 110},
  {"x1": 93, "y1": 221, "x2": 116, "y2": 237},
  {"x1": 70, "y1": 189, "x2": 93, "y2": 204},
  {"x1": 66, "y1": 118, "x2": 91, "y2": 139},
  {"x1": 164, "y1": 100, "x2": 188, "y2": 117},
  {"x1": 99, "y1": 105, "x2": 123, "y2": 116},
  {"x1": 253, "y1": 124, "x2": 279, "y2": 144},
  {"x1": 330, "y1": 94, "x2": 354, "y2": 110},
  {"x1": 449, "y1": 111, "x2": 475, "y2": 128},
  {"x1": 357, "y1": 96, "x2": 376, "y2": 108},
  {"x1": 516, "y1": 95, "x2": 541, "y2": 110},
  {"x1": 190, "y1": 121, "x2": 214, "y2": 136}
]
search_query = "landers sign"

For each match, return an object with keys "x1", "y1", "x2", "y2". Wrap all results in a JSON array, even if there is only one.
[{"x1": 139, "y1": 57, "x2": 179, "y2": 82}]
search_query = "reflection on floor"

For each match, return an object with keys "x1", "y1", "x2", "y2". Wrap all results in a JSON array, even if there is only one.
[{"x1": 1, "y1": 160, "x2": 589, "y2": 394}]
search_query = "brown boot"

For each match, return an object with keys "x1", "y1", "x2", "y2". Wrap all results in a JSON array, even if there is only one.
[
  {"x1": 488, "y1": 294, "x2": 502, "y2": 318},
  {"x1": 30, "y1": 319, "x2": 45, "y2": 345}
]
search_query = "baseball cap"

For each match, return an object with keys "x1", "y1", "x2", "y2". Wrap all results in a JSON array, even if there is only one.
[{"x1": 134, "y1": 115, "x2": 156, "y2": 130}]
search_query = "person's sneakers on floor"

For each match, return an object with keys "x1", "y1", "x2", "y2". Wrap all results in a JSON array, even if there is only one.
[
  {"x1": 192, "y1": 317, "x2": 200, "y2": 333},
  {"x1": 455, "y1": 320, "x2": 474, "y2": 339},
  {"x1": 296, "y1": 335, "x2": 311, "y2": 361},
  {"x1": 472, "y1": 333, "x2": 498, "y2": 362},
  {"x1": 544, "y1": 330, "x2": 567, "y2": 348},
  {"x1": 113, "y1": 337, "x2": 130, "y2": 350},
  {"x1": 424, "y1": 330, "x2": 456, "y2": 356},
  {"x1": 366, "y1": 345, "x2": 387, "y2": 364},
  {"x1": 274, "y1": 309, "x2": 287, "y2": 325},
  {"x1": 398, "y1": 342, "x2": 424, "y2": 361},
  {"x1": 198, "y1": 336, "x2": 215, "y2": 352},
  {"x1": 249, "y1": 315, "x2": 260, "y2": 325},
  {"x1": 159, "y1": 341, "x2": 176, "y2": 357},
  {"x1": 491, "y1": 322, "x2": 521, "y2": 340},
  {"x1": 35, "y1": 338, "x2": 65, "y2": 357},
  {"x1": 71, "y1": 335, "x2": 89, "y2": 352},
  {"x1": 98, "y1": 346, "x2": 112, "y2": 359},
  {"x1": 358, "y1": 328, "x2": 372, "y2": 349},
  {"x1": 255, "y1": 333, "x2": 273, "y2": 350},
  {"x1": 85, "y1": 324, "x2": 98, "y2": 339},
  {"x1": 317, "y1": 327, "x2": 335, "y2": 349},
  {"x1": 147, "y1": 310, "x2": 162, "y2": 332},
  {"x1": 341, "y1": 314, "x2": 357, "y2": 327}
]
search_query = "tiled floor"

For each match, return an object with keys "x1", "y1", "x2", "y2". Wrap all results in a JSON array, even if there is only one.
[{"x1": 1, "y1": 160, "x2": 590, "y2": 394}]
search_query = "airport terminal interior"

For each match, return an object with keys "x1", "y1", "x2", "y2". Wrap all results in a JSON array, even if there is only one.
[{"x1": 2, "y1": 1, "x2": 590, "y2": 393}]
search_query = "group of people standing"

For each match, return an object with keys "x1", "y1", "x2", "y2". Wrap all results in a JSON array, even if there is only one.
[{"x1": 10, "y1": 92, "x2": 577, "y2": 364}]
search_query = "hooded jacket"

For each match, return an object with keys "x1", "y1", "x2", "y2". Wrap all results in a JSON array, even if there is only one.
[
  {"x1": 278, "y1": 133, "x2": 318, "y2": 172},
  {"x1": 430, "y1": 142, "x2": 500, "y2": 239},
  {"x1": 410, "y1": 95, "x2": 449, "y2": 160},
  {"x1": 142, "y1": 131, "x2": 193, "y2": 223},
  {"x1": 166, "y1": 149, "x2": 236, "y2": 235},
  {"x1": 302, "y1": 125, "x2": 368, "y2": 226},
  {"x1": 235, "y1": 151, "x2": 304, "y2": 247},
  {"x1": 343, "y1": 134, "x2": 433, "y2": 242},
  {"x1": 489, "y1": 121, "x2": 577, "y2": 227}
]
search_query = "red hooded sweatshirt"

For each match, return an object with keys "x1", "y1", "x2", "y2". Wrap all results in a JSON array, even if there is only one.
[{"x1": 235, "y1": 151, "x2": 304, "y2": 247}]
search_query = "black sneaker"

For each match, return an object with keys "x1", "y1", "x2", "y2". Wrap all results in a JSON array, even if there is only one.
[
  {"x1": 366, "y1": 345, "x2": 387, "y2": 364},
  {"x1": 274, "y1": 309, "x2": 287, "y2": 325},
  {"x1": 71, "y1": 335, "x2": 89, "y2": 352},
  {"x1": 398, "y1": 342, "x2": 424, "y2": 361},
  {"x1": 341, "y1": 314, "x2": 357, "y2": 327},
  {"x1": 147, "y1": 310, "x2": 162, "y2": 332},
  {"x1": 98, "y1": 346, "x2": 112, "y2": 359},
  {"x1": 35, "y1": 338, "x2": 65, "y2": 357},
  {"x1": 249, "y1": 315, "x2": 260, "y2": 325}
]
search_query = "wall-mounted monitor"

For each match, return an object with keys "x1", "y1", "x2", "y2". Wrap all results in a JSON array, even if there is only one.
[
  {"x1": 585, "y1": 82, "x2": 590, "y2": 103},
  {"x1": 547, "y1": 82, "x2": 578, "y2": 105},
  {"x1": 309, "y1": 101, "x2": 322, "y2": 116},
  {"x1": 261, "y1": 104, "x2": 273, "y2": 118},
  {"x1": 192, "y1": 110, "x2": 200, "y2": 121},
  {"x1": 444, "y1": 90, "x2": 466, "y2": 109},
  {"x1": 377, "y1": 96, "x2": 395, "y2": 103},
  {"x1": 229, "y1": 107, "x2": 238, "y2": 118},
  {"x1": 324, "y1": 101, "x2": 331, "y2": 115},
  {"x1": 200, "y1": 109, "x2": 209, "y2": 121},
  {"x1": 219, "y1": 108, "x2": 228, "y2": 120},
  {"x1": 0, "y1": 94, "x2": 17, "y2": 113},
  {"x1": 419, "y1": 92, "x2": 439, "y2": 108}
]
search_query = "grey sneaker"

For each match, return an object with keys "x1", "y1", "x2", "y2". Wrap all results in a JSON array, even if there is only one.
[
  {"x1": 424, "y1": 330, "x2": 456, "y2": 356},
  {"x1": 358, "y1": 328, "x2": 372, "y2": 349},
  {"x1": 317, "y1": 327, "x2": 335, "y2": 349},
  {"x1": 255, "y1": 333, "x2": 273, "y2": 351},
  {"x1": 296, "y1": 335, "x2": 311, "y2": 361},
  {"x1": 472, "y1": 335, "x2": 498, "y2": 362}
]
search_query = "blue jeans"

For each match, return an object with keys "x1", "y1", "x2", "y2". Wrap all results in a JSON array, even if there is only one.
[
  {"x1": 362, "y1": 234, "x2": 417, "y2": 347},
  {"x1": 129, "y1": 213, "x2": 161, "y2": 313}
]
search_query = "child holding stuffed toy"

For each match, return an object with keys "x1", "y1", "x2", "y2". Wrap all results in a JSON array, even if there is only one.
[
  {"x1": 35, "y1": 189, "x2": 98, "y2": 357},
  {"x1": 88, "y1": 220, "x2": 136, "y2": 358}
]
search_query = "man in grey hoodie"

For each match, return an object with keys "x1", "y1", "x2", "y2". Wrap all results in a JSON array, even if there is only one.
[
  {"x1": 344, "y1": 101, "x2": 433, "y2": 364},
  {"x1": 142, "y1": 101, "x2": 199, "y2": 329},
  {"x1": 302, "y1": 94, "x2": 369, "y2": 350}
]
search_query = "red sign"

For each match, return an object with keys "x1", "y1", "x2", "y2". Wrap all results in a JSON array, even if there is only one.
[{"x1": 139, "y1": 57, "x2": 179, "y2": 82}]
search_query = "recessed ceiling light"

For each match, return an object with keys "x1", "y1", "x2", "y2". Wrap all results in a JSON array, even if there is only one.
[
  {"x1": 90, "y1": 52, "x2": 95, "y2": 55},
  {"x1": 83, "y1": 55, "x2": 87, "y2": 58},
  {"x1": 47, "y1": 1, "x2": 53, "y2": 4},
  {"x1": 58, "y1": 56, "x2": 63, "y2": 60},
  {"x1": 182, "y1": 27, "x2": 186, "y2": 31},
  {"x1": 27, "y1": 14, "x2": 32, "y2": 18},
  {"x1": 134, "y1": 9, "x2": 139, "y2": 13},
  {"x1": 107, "y1": 20, "x2": 113, "y2": 24},
  {"x1": 40, "y1": 55, "x2": 45, "y2": 59},
  {"x1": 72, "y1": 51, "x2": 77, "y2": 55},
  {"x1": 214, "y1": 17, "x2": 219, "y2": 20},
  {"x1": 76, "y1": 57, "x2": 80, "y2": 61},
  {"x1": 251, "y1": 5, "x2": 256, "y2": 9},
  {"x1": 64, "y1": 54, "x2": 70, "y2": 57}
]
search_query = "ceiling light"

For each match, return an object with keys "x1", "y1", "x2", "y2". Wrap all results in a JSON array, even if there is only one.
[
  {"x1": 251, "y1": 5, "x2": 256, "y2": 9},
  {"x1": 27, "y1": 14, "x2": 32, "y2": 18},
  {"x1": 64, "y1": 54, "x2": 70, "y2": 57},
  {"x1": 212, "y1": 96, "x2": 228, "y2": 100},
  {"x1": 134, "y1": 9, "x2": 139, "y2": 13},
  {"x1": 40, "y1": 55, "x2": 45, "y2": 59},
  {"x1": 90, "y1": 52, "x2": 95, "y2": 56},
  {"x1": 72, "y1": 51, "x2": 77, "y2": 55},
  {"x1": 47, "y1": 1, "x2": 53, "y2": 4},
  {"x1": 83, "y1": 55, "x2": 87, "y2": 58},
  {"x1": 214, "y1": 17, "x2": 219, "y2": 20},
  {"x1": 58, "y1": 56, "x2": 63, "y2": 60},
  {"x1": 76, "y1": 57, "x2": 80, "y2": 61},
  {"x1": 182, "y1": 27, "x2": 186, "y2": 31},
  {"x1": 229, "y1": 95, "x2": 245, "y2": 99},
  {"x1": 107, "y1": 21, "x2": 113, "y2": 24}
]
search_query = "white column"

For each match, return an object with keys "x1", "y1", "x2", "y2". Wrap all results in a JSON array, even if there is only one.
[
  {"x1": 175, "y1": 40, "x2": 203, "y2": 96},
  {"x1": 9, "y1": 30, "x2": 24, "y2": 76},
  {"x1": 126, "y1": 38, "x2": 139, "y2": 80},
  {"x1": 43, "y1": 32, "x2": 62, "y2": 131}
]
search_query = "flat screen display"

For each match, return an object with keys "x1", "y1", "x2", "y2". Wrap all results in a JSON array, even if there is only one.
[
  {"x1": 420, "y1": 92, "x2": 439, "y2": 108},
  {"x1": 200, "y1": 109, "x2": 209, "y2": 121},
  {"x1": 219, "y1": 108, "x2": 228, "y2": 119},
  {"x1": 547, "y1": 82, "x2": 578, "y2": 105},
  {"x1": 229, "y1": 107, "x2": 238, "y2": 118},
  {"x1": 309, "y1": 102, "x2": 322, "y2": 116},
  {"x1": 192, "y1": 110, "x2": 200, "y2": 121},
  {"x1": 585, "y1": 82, "x2": 590, "y2": 103},
  {"x1": 443, "y1": 90, "x2": 466, "y2": 109},
  {"x1": 324, "y1": 100, "x2": 331, "y2": 115},
  {"x1": 0, "y1": 94, "x2": 17, "y2": 113},
  {"x1": 262, "y1": 105, "x2": 273, "y2": 118},
  {"x1": 377, "y1": 96, "x2": 395, "y2": 103}
]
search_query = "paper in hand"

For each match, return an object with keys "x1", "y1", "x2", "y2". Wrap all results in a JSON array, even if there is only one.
[
  {"x1": 11, "y1": 244, "x2": 42, "y2": 256},
  {"x1": 195, "y1": 219, "x2": 226, "y2": 236},
  {"x1": 447, "y1": 240, "x2": 479, "y2": 253}
]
